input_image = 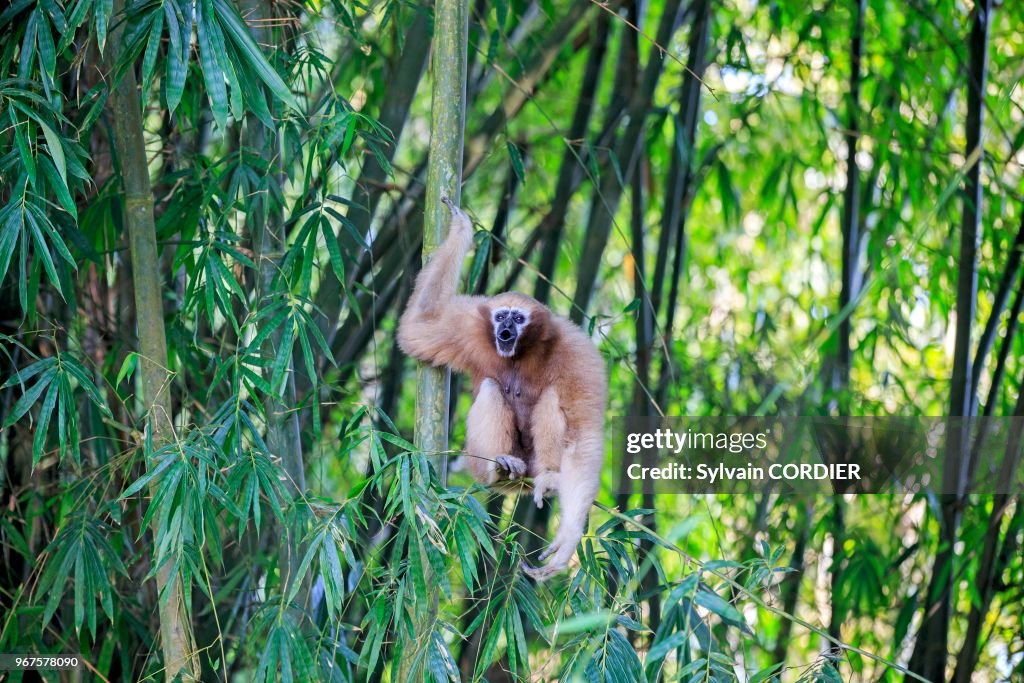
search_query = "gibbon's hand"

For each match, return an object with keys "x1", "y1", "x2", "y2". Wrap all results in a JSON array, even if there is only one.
[
  {"x1": 495, "y1": 455, "x2": 528, "y2": 479},
  {"x1": 532, "y1": 471, "x2": 559, "y2": 509},
  {"x1": 441, "y1": 195, "x2": 473, "y2": 246}
]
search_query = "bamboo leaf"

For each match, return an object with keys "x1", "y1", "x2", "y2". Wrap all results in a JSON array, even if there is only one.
[
  {"x1": 1, "y1": 356, "x2": 57, "y2": 389},
  {"x1": 18, "y1": 11, "x2": 38, "y2": 81},
  {"x1": 31, "y1": 200, "x2": 75, "y2": 265},
  {"x1": 32, "y1": 378, "x2": 59, "y2": 465},
  {"x1": 120, "y1": 453, "x2": 176, "y2": 499},
  {"x1": 141, "y1": 10, "x2": 164, "y2": 96},
  {"x1": 38, "y1": 157, "x2": 77, "y2": 219},
  {"x1": 23, "y1": 206, "x2": 63, "y2": 299},
  {"x1": 506, "y1": 140, "x2": 525, "y2": 184},
  {"x1": 164, "y1": 43, "x2": 188, "y2": 113},
  {"x1": 321, "y1": 217, "x2": 346, "y2": 283},
  {"x1": 197, "y1": 0, "x2": 229, "y2": 128},
  {"x1": 546, "y1": 611, "x2": 616, "y2": 638},
  {"x1": 0, "y1": 204, "x2": 23, "y2": 287},
  {"x1": 163, "y1": 0, "x2": 186, "y2": 111},
  {"x1": 3, "y1": 367, "x2": 55, "y2": 427},
  {"x1": 646, "y1": 630, "x2": 688, "y2": 664},
  {"x1": 270, "y1": 319, "x2": 295, "y2": 395},
  {"x1": 11, "y1": 110, "x2": 37, "y2": 187},
  {"x1": 36, "y1": 11, "x2": 57, "y2": 79},
  {"x1": 37, "y1": 0, "x2": 67, "y2": 32},
  {"x1": 694, "y1": 588, "x2": 748, "y2": 633},
  {"x1": 95, "y1": 0, "x2": 112, "y2": 52},
  {"x1": 213, "y1": 0, "x2": 301, "y2": 113},
  {"x1": 750, "y1": 663, "x2": 785, "y2": 683},
  {"x1": 116, "y1": 352, "x2": 138, "y2": 387}
]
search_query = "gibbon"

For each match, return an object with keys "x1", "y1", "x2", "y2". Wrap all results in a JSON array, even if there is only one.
[{"x1": 397, "y1": 197, "x2": 607, "y2": 581}]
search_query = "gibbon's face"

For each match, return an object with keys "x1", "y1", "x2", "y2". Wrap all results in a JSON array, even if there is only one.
[{"x1": 491, "y1": 307, "x2": 530, "y2": 358}]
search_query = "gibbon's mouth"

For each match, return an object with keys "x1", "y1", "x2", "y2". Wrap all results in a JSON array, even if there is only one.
[{"x1": 495, "y1": 333, "x2": 517, "y2": 357}]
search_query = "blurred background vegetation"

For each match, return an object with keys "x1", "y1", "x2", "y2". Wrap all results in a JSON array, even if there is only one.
[{"x1": 0, "y1": 0, "x2": 1022, "y2": 680}]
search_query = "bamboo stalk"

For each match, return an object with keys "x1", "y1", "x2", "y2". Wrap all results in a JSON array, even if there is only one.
[
  {"x1": 396, "y1": 0, "x2": 468, "y2": 674},
  {"x1": 570, "y1": 0, "x2": 685, "y2": 323},
  {"x1": 106, "y1": 0, "x2": 198, "y2": 677},
  {"x1": 908, "y1": 0, "x2": 993, "y2": 677}
]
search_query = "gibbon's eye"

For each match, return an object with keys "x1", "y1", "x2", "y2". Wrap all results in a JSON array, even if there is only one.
[
  {"x1": 495, "y1": 313, "x2": 506, "y2": 322},
  {"x1": 513, "y1": 314, "x2": 525, "y2": 324}
]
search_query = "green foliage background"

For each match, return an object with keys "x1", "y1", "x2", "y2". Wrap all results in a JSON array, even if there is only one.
[{"x1": 0, "y1": 0, "x2": 1022, "y2": 680}]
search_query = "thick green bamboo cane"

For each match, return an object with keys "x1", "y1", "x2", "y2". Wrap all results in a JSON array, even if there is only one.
[
  {"x1": 415, "y1": 0, "x2": 468, "y2": 489},
  {"x1": 397, "y1": 0, "x2": 467, "y2": 676},
  {"x1": 106, "y1": 0, "x2": 198, "y2": 678}
]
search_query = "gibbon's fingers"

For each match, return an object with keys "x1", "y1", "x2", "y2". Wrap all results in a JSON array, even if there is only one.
[
  {"x1": 441, "y1": 196, "x2": 472, "y2": 237},
  {"x1": 533, "y1": 488, "x2": 544, "y2": 509},
  {"x1": 496, "y1": 455, "x2": 527, "y2": 479}
]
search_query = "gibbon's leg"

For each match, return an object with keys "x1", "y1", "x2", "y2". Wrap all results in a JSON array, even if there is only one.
[
  {"x1": 523, "y1": 430, "x2": 602, "y2": 582},
  {"x1": 465, "y1": 379, "x2": 524, "y2": 484},
  {"x1": 529, "y1": 388, "x2": 567, "y2": 509}
]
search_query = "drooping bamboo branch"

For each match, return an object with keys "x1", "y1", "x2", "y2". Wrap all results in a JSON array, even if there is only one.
[{"x1": 106, "y1": 0, "x2": 198, "y2": 677}]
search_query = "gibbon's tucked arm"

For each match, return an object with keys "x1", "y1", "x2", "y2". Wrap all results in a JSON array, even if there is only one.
[{"x1": 397, "y1": 200, "x2": 488, "y2": 375}]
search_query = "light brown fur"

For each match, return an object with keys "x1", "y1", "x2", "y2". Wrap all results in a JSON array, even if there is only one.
[{"x1": 397, "y1": 199, "x2": 607, "y2": 580}]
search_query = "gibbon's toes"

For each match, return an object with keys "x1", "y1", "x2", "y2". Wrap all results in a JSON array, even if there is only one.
[
  {"x1": 496, "y1": 455, "x2": 527, "y2": 479},
  {"x1": 537, "y1": 540, "x2": 561, "y2": 562},
  {"x1": 520, "y1": 559, "x2": 564, "y2": 582},
  {"x1": 533, "y1": 488, "x2": 545, "y2": 509}
]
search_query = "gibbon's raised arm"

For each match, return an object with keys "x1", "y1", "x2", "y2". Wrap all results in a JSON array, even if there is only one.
[{"x1": 397, "y1": 200, "x2": 490, "y2": 374}]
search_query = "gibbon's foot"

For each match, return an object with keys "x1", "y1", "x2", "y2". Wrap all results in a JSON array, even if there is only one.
[
  {"x1": 521, "y1": 561, "x2": 560, "y2": 582},
  {"x1": 537, "y1": 538, "x2": 562, "y2": 562},
  {"x1": 521, "y1": 535, "x2": 577, "y2": 581},
  {"x1": 495, "y1": 455, "x2": 527, "y2": 479},
  {"x1": 532, "y1": 471, "x2": 559, "y2": 509}
]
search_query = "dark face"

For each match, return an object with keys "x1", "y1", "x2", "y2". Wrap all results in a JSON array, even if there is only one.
[{"x1": 491, "y1": 307, "x2": 529, "y2": 357}]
